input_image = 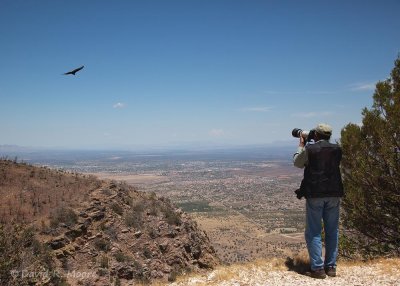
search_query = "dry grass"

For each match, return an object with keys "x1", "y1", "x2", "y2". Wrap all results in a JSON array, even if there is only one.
[
  {"x1": 169, "y1": 258, "x2": 288, "y2": 286},
  {"x1": 167, "y1": 256, "x2": 400, "y2": 286},
  {"x1": 339, "y1": 257, "x2": 400, "y2": 275},
  {"x1": 284, "y1": 252, "x2": 310, "y2": 274},
  {"x1": 0, "y1": 159, "x2": 101, "y2": 224},
  {"x1": 374, "y1": 258, "x2": 400, "y2": 275}
]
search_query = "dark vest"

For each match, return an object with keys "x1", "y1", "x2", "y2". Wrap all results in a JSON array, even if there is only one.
[{"x1": 300, "y1": 140, "x2": 344, "y2": 198}]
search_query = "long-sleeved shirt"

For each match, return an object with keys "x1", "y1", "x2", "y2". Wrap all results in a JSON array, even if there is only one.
[{"x1": 293, "y1": 146, "x2": 307, "y2": 168}]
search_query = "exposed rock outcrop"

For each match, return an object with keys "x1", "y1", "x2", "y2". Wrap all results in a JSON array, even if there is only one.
[{"x1": 41, "y1": 181, "x2": 219, "y2": 285}]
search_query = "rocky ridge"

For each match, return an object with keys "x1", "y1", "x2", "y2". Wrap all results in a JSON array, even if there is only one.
[
  {"x1": 42, "y1": 180, "x2": 219, "y2": 285},
  {"x1": 0, "y1": 159, "x2": 219, "y2": 285}
]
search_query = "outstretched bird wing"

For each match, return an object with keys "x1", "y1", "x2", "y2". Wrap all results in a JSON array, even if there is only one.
[{"x1": 64, "y1": 65, "x2": 84, "y2": 75}]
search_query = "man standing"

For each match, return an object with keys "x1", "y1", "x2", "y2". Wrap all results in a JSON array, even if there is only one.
[{"x1": 293, "y1": 123, "x2": 344, "y2": 279}]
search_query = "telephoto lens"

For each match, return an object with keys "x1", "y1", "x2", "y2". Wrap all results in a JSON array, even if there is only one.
[
  {"x1": 292, "y1": 128, "x2": 303, "y2": 138},
  {"x1": 292, "y1": 128, "x2": 310, "y2": 139}
]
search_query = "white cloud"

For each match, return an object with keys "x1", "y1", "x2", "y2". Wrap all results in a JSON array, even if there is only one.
[
  {"x1": 264, "y1": 90, "x2": 335, "y2": 96},
  {"x1": 209, "y1": 129, "x2": 225, "y2": 137},
  {"x1": 349, "y1": 82, "x2": 376, "y2": 91},
  {"x1": 113, "y1": 102, "x2": 126, "y2": 109},
  {"x1": 241, "y1": 106, "x2": 273, "y2": 112},
  {"x1": 291, "y1": 111, "x2": 334, "y2": 118}
]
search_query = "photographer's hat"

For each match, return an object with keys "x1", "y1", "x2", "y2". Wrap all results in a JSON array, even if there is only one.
[{"x1": 315, "y1": 123, "x2": 332, "y2": 136}]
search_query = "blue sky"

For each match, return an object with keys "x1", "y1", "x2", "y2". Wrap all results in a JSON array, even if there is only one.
[{"x1": 1, "y1": 0, "x2": 399, "y2": 149}]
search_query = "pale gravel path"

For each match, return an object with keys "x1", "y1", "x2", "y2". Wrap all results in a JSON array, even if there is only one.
[{"x1": 169, "y1": 259, "x2": 400, "y2": 286}]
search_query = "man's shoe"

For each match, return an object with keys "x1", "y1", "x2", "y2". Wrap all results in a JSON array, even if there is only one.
[
  {"x1": 325, "y1": 266, "x2": 336, "y2": 277},
  {"x1": 310, "y1": 268, "x2": 326, "y2": 279}
]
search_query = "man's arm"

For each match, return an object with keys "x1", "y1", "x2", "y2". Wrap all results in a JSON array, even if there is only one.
[{"x1": 293, "y1": 136, "x2": 307, "y2": 168}]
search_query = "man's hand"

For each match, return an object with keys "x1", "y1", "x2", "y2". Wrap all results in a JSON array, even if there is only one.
[{"x1": 299, "y1": 136, "x2": 305, "y2": 147}]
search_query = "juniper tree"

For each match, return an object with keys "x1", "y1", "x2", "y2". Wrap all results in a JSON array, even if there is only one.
[{"x1": 340, "y1": 56, "x2": 400, "y2": 256}]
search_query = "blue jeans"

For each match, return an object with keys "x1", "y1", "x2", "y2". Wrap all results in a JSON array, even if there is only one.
[{"x1": 305, "y1": 197, "x2": 340, "y2": 271}]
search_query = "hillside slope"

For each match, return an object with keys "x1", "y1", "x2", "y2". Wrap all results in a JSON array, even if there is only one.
[{"x1": 0, "y1": 159, "x2": 219, "y2": 285}]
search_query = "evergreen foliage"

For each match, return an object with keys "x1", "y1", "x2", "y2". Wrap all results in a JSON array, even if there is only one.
[{"x1": 340, "y1": 56, "x2": 400, "y2": 256}]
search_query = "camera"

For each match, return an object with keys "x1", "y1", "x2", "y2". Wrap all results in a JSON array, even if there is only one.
[
  {"x1": 294, "y1": 188, "x2": 306, "y2": 199},
  {"x1": 292, "y1": 128, "x2": 316, "y2": 143},
  {"x1": 292, "y1": 128, "x2": 315, "y2": 200}
]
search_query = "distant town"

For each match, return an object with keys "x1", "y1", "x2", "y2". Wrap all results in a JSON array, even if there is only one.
[{"x1": 1, "y1": 146, "x2": 307, "y2": 263}]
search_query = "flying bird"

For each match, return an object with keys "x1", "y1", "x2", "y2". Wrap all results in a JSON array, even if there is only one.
[{"x1": 63, "y1": 65, "x2": 84, "y2": 75}]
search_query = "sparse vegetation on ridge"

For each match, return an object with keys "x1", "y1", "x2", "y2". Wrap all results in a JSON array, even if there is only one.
[
  {"x1": 0, "y1": 159, "x2": 219, "y2": 285},
  {"x1": 0, "y1": 158, "x2": 100, "y2": 225}
]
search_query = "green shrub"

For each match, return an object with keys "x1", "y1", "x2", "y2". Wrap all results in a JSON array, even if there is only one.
[
  {"x1": 124, "y1": 211, "x2": 143, "y2": 229},
  {"x1": 111, "y1": 203, "x2": 124, "y2": 215},
  {"x1": 114, "y1": 251, "x2": 130, "y2": 262},
  {"x1": 143, "y1": 247, "x2": 152, "y2": 259},
  {"x1": 49, "y1": 207, "x2": 78, "y2": 228},
  {"x1": 99, "y1": 255, "x2": 109, "y2": 268},
  {"x1": 104, "y1": 225, "x2": 118, "y2": 241},
  {"x1": 124, "y1": 201, "x2": 145, "y2": 228},
  {"x1": 163, "y1": 207, "x2": 181, "y2": 226},
  {"x1": 94, "y1": 238, "x2": 111, "y2": 252}
]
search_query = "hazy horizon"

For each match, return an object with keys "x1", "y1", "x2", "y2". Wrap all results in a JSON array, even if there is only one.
[{"x1": 0, "y1": 138, "x2": 301, "y2": 150}]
